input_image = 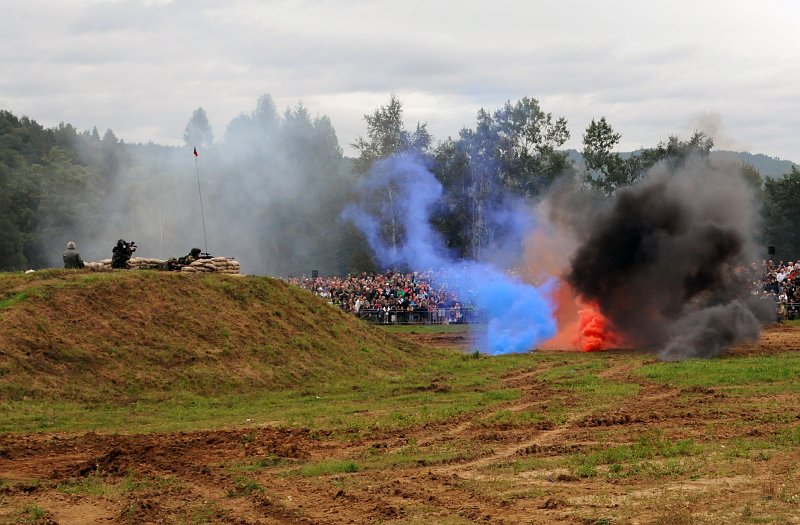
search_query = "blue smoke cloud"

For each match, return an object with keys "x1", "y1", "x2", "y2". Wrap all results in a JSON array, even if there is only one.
[{"x1": 342, "y1": 155, "x2": 556, "y2": 354}]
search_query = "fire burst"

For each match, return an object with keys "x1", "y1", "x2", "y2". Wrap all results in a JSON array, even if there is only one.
[
  {"x1": 577, "y1": 303, "x2": 620, "y2": 352},
  {"x1": 539, "y1": 282, "x2": 623, "y2": 352}
]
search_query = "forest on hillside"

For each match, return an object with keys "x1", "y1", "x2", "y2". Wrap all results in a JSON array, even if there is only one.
[{"x1": 1, "y1": 95, "x2": 799, "y2": 274}]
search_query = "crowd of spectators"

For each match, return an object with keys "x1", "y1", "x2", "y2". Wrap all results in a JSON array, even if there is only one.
[
  {"x1": 287, "y1": 259, "x2": 800, "y2": 324},
  {"x1": 747, "y1": 259, "x2": 800, "y2": 319},
  {"x1": 286, "y1": 270, "x2": 478, "y2": 324}
]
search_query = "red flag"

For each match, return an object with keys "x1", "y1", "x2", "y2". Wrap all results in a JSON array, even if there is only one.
[{"x1": 193, "y1": 146, "x2": 198, "y2": 157}]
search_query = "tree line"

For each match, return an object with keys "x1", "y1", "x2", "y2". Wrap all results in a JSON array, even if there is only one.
[{"x1": 0, "y1": 96, "x2": 797, "y2": 273}]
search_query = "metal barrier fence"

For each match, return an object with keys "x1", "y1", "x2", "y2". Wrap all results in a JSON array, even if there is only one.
[
  {"x1": 778, "y1": 302, "x2": 800, "y2": 320},
  {"x1": 356, "y1": 307, "x2": 486, "y2": 325}
]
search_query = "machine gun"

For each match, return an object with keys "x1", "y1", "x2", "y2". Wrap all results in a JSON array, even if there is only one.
[{"x1": 164, "y1": 248, "x2": 212, "y2": 271}]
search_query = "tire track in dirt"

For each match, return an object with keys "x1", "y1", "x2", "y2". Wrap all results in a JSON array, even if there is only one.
[{"x1": 431, "y1": 356, "x2": 684, "y2": 478}]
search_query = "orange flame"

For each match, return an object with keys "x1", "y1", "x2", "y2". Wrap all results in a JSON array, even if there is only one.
[
  {"x1": 577, "y1": 303, "x2": 620, "y2": 352},
  {"x1": 539, "y1": 281, "x2": 623, "y2": 352},
  {"x1": 520, "y1": 216, "x2": 623, "y2": 352}
]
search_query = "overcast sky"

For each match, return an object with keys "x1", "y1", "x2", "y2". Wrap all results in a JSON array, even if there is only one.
[{"x1": 2, "y1": 0, "x2": 798, "y2": 162}]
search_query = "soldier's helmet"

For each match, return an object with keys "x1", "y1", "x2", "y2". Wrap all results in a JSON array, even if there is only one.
[
  {"x1": 66, "y1": 241, "x2": 76, "y2": 250},
  {"x1": 191, "y1": 248, "x2": 202, "y2": 256}
]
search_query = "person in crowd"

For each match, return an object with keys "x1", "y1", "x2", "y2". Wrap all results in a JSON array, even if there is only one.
[{"x1": 63, "y1": 241, "x2": 85, "y2": 269}]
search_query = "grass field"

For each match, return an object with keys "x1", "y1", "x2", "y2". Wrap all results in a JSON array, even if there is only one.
[
  {"x1": 3, "y1": 344, "x2": 800, "y2": 523},
  {"x1": 1, "y1": 272, "x2": 799, "y2": 524}
]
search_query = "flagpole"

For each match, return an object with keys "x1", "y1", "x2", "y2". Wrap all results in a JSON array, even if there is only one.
[{"x1": 194, "y1": 146, "x2": 209, "y2": 254}]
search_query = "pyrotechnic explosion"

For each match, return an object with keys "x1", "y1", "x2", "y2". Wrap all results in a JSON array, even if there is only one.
[
  {"x1": 347, "y1": 154, "x2": 770, "y2": 359},
  {"x1": 536, "y1": 157, "x2": 770, "y2": 359}
]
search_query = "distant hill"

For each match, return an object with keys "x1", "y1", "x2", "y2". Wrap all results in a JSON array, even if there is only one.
[
  {"x1": 710, "y1": 151, "x2": 798, "y2": 178},
  {"x1": 564, "y1": 149, "x2": 798, "y2": 179},
  {"x1": 0, "y1": 271, "x2": 443, "y2": 403}
]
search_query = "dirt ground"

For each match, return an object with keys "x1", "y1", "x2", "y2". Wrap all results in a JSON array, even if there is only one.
[{"x1": 2, "y1": 326, "x2": 800, "y2": 525}]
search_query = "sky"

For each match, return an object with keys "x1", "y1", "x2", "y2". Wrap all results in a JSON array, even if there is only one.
[{"x1": 2, "y1": 0, "x2": 799, "y2": 162}]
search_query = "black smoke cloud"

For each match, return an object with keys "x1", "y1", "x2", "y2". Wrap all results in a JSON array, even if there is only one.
[{"x1": 564, "y1": 158, "x2": 771, "y2": 360}]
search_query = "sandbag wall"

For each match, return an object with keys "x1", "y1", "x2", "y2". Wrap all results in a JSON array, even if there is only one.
[
  {"x1": 180, "y1": 257, "x2": 241, "y2": 274},
  {"x1": 83, "y1": 256, "x2": 241, "y2": 275}
]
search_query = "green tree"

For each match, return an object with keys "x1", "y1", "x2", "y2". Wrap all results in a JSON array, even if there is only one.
[
  {"x1": 352, "y1": 95, "x2": 431, "y2": 175},
  {"x1": 212, "y1": 97, "x2": 360, "y2": 275},
  {"x1": 583, "y1": 125, "x2": 716, "y2": 194},
  {"x1": 493, "y1": 97, "x2": 572, "y2": 197},
  {"x1": 349, "y1": 96, "x2": 432, "y2": 263},
  {"x1": 37, "y1": 146, "x2": 105, "y2": 245},
  {"x1": 0, "y1": 164, "x2": 26, "y2": 270},
  {"x1": 763, "y1": 166, "x2": 800, "y2": 258},
  {"x1": 738, "y1": 162, "x2": 762, "y2": 192},
  {"x1": 582, "y1": 117, "x2": 635, "y2": 193},
  {"x1": 430, "y1": 98, "x2": 572, "y2": 259},
  {"x1": 457, "y1": 108, "x2": 503, "y2": 259},
  {"x1": 267, "y1": 103, "x2": 356, "y2": 275},
  {"x1": 637, "y1": 131, "x2": 714, "y2": 173},
  {"x1": 430, "y1": 137, "x2": 473, "y2": 256},
  {"x1": 253, "y1": 94, "x2": 280, "y2": 131},
  {"x1": 183, "y1": 107, "x2": 214, "y2": 148}
]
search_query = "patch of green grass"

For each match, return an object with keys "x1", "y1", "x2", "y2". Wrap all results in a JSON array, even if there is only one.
[
  {"x1": 477, "y1": 409, "x2": 550, "y2": 426},
  {"x1": 57, "y1": 473, "x2": 115, "y2": 497},
  {"x1": 56, "y1": 471, "x2": 176, "y2": 497},
  {"x1": 183, "y1": 503, "x2": 224, "y2": 525},
  {"x1": 563, "y1": 374, "x2": 639, "y2": 399},
  {"x1": 0, "y1": 351, "x2": 592, "y2": 435},
  {"x1": 637, "y1": 353, "x2": 800, "y2": 388},
  {"x1": 0, "y1": 290, "x2": 37, "y2": 310},
  {"x1": 378, "y1": 323, "x2": 472, "y2": 334},
  {"x1": 537, "y1": 359, "x2": 639, "y2": 410},
  {"x1": 226, "y1": 475, "x2": 265, "y2": 497},
  {"x1": 454, "y1": 478, "x2": 547, "y2": 503},
  {"x1": 574, "y1": 463, "x2": 598, "y2": 478},
  {"x1": 292, "y1": 459, "x2": 360, "y2": 477},
  {"x1": 9, "y1": 504, "x2": 49, "y2": 524},
  {"x1": 487, "y1": 456, "x2": 557, "y2": 476},
  {"x1": 231, "y1": 455, "x2": 294, "y2": 471},
  {"x1": 569, "y1": 431, "x2": 701, "y2": 478},
  {"x1": 539, "y1": 361, "x2": 604, "y2": 381},
  {"x1": 772, "y1": 425, "x2": 800, "y2": 446},
  {"x1": 360, "y1": 438, "x2": 476, "y2": 469},
  {"x1": 719, "y1": 437, "x2": 772, "y2": 460}
]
